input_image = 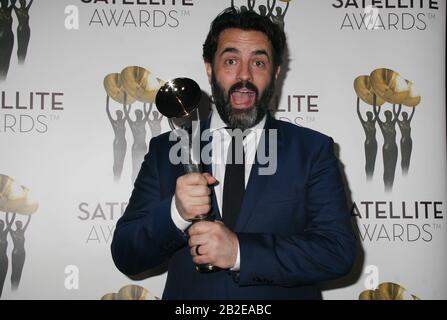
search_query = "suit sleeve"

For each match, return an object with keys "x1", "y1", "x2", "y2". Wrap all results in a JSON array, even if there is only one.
[
  {"x1": 111, "y1": 138, "x2": 188, "y2": 276},
  {"x1": 236, "y1": 137, "x2": 356, "y2": 286}
]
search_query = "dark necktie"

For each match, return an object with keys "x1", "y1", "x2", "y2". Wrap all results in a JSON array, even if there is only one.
[{"x1": 222, "y1": 131, "x2": 245, "y2": 231}]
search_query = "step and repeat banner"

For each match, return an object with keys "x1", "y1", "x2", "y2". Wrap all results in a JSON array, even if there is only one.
[{"x1": 0, "y1": 0, "x2": 445, "y2": 300}]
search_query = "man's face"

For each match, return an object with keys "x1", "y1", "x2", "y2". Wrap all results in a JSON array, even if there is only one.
[{"x1": 205, "y1": 28, "x2": 280, "y2": 130}]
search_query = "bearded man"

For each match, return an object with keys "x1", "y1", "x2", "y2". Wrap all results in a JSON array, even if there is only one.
[{"x1": 111, "y1": 7, "x2": 356, "y2": 300}]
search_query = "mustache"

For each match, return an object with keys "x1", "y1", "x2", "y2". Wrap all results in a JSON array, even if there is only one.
[{"x1": 228, "y1": 80, "x2": 259, "y2": 96}]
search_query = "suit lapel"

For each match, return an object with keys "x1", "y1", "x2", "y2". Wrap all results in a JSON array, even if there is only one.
[{"x1": 234, "y1": 114, "x2": 282, "y2": 231}]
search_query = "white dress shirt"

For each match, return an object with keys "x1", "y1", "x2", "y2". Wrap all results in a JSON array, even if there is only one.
[{"x1": 171, "y1": 107, "x2": 267, "y2": 270}]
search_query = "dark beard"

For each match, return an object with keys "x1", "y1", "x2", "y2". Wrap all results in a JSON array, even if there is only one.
[{"x1": 210, "y1": 73, "x2": 276, "y2": 130}]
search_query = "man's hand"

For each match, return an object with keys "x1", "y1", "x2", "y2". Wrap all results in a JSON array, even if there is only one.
[
  {"x1": 175, "y1": 172, "x2": 217, "y2": 221},
  {"x1": 188, "y1": 221, "x2": 239, "y2": 269}
]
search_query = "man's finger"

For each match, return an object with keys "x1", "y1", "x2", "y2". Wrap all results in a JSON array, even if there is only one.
[
  {"x1": 186, "y1": 196, "x2": 211, "y2": 206},
  {"x1": 193, "y1": 253, "x2": 213, "y2": 265},
  {"x1": 188, "y1": 186, "x2": 211, "y2": 197},
  {"x1": 180, "y1": 173, "x2": 208, "y2": 186},
  {"x1": 190, "y1": 244, "x2": 208, "y2": 257},
  {"x1": 188, "y1": 221, "x2": 214, "y2": 236},
  {"x1": 188, "y1": 173, "x2": 208, "y2": 185},
  {"x1": 188, "y1": 234, "x2": 208, "y2": 247},
  {"x1": 202, "y1": 173, "x2": 218, "y2": 186}
]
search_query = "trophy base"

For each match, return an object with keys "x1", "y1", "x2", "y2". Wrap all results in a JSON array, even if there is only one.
[{"x1": 195, "y1": 264, "x2": 222, "y2": 273}]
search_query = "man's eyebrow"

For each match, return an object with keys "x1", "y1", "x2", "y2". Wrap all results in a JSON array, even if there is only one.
[
  {"x1": 220, "y1": 47, "x2": 239, "y2": 56},
  {"x1": 219, "y1": 48, "x2": 271, "y2": 60},
  {"x1": 253, "y1": 49, "x2": 270, "y2": 60}
]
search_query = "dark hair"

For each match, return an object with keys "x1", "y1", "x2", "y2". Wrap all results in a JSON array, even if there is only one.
[{"x1": 202, "y1": 7, "x2": 286, "y2": 68}]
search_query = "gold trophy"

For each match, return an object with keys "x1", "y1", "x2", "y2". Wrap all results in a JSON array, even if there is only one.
[{"x1": 155, "y1": 78, "x2": 220, "y2": 273}]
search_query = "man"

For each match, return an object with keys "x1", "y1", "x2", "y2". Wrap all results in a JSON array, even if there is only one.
[{"x1": 111, "y1": 7, "x2": 356, "y2": 300}]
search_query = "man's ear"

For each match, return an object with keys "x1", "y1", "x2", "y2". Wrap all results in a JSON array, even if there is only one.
[
  {"x1": 205, "y1": 62, "x2": 212, "y2": 83},
  {"x1": 274, "y1": 66, "x2": 281, "y2": 80}
]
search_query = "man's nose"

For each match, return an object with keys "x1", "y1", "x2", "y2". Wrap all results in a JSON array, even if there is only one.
[{"x1": 237, "y1": 61, "x2": 253, "y2": 82}]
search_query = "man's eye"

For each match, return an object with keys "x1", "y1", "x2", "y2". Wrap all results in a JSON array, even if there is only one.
[
  {"x1": 254, "y1": 60, "x2": 265, "y2": 67},
  {"x1": 225, "y1": 59, "x2": 236, "y2": 65}
]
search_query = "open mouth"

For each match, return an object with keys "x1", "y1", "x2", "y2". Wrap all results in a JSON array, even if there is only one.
[{"x1": 230, "y1": 88, "x2": 256, "y2": 109}]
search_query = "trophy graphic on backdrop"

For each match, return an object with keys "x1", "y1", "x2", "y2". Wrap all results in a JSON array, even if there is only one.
[
  {"x1": 104, "y1": 66, "x2": 164, "y2": 183},
  {"x1": 359, "y1": 282, "x2": 420, "y2": 300},
  {"x1": 354, "y1": 75, "x2": 385, "y2": 180},
  {"x1": 14, "y1": 0, "x2": 34, "y2": 64},
  {"x1": 354, "y1": 68, "x2": 421, "y2": 191},
  {"x1": 0, "y1": 174, "x2": 38, "y2": 295},
  {"x1": 120, "y1": 66, "x2": 165, "y2": 183},
  {"x1": 155, "y1": 78, "x2": 220, "y2": 273},
  {"x1": 0, "y1": 0, "x2": 15, "y2": 81},
  {"x1": 104, "y1": 73, "x2": 135, "y2": 182},
  {"x1": 0, "y1": 0, "x2": 34, "y2": 81},
  {"x1": 231, "y1": 0, "x2": 291, "y2": 30},
  {"x1": 147, "y1": 104, "x2": 163, "y2": 138},
  {"x1": 101, "y1": 284, "x2": 159, "y2": 300}
]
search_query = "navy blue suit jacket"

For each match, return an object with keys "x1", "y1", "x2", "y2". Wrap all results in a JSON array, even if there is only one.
[{"x1": 111, "y1": 114, "x2": 356, "y2": 299}]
